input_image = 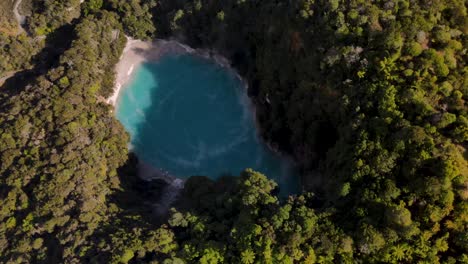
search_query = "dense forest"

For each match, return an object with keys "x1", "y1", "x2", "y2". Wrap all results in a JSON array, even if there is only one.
[{"x1": 0, "y1": 0, "x2": 466, "y2": 263}]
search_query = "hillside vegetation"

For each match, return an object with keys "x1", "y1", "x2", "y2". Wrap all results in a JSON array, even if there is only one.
[
  {"x1": 0, "y1": 0, "x2": 19, "y2": 35},
  {"x1": 0, "y1": 0, "x2": 466, "y2": 263}
]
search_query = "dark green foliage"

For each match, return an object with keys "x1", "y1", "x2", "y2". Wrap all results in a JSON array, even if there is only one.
[
  {"x1": 0, "y1": 0, "x2": 86, "y2": 78},
  {"x1": 107, "y1": 0, "x2": 157, "y2": 40},
  {"x1": 106, "y1": 170, "x2": 351, "y2": 263},
  {"x1": 0, "y1": 11, "x2": 129, "y2": 263},
  {"x1": 28, "y1": 0, "x2": 83, "y2": 36},
  {"x1": 154, "y1": 0, "x2": 467, "y2": 262},
  {"x1": 0, "y1": 0, "x2": 467, "y2": 263},
  {"x1": 0, "y1": 34, "x2": 38, "y2": 75}
]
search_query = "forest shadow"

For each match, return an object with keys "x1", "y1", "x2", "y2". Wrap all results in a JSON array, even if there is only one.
[
  {"x1": 1, "y1": 23, "x2": 75, "y2": 95},
  {"x1": 105, "y1": 48, "x2": 258, "y2": 224},
  {"x1": 106, "y1": 48, "x2": 190, "y2": 225},
  {"x1": 111, "y1": 153, "x2": 169, "y2": 224},
  {"x1": 104, "y1": 19, "x2": 312, "y2": 232},
  {"x1": 112, "y1": 153, "x2": 242, "y2": 222},
  {"x1": 153, "y1": 0, "x2": 340, "y2": 169}
]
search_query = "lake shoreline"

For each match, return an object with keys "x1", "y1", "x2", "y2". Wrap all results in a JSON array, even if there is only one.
[
  {"x1": 108, "y1": 37, "x2": 244, "y2": 105},
  {"x1": 110, "y1": 37, "x2": 285, "y2": 155},
  {"x1": 108, "y1": 37, "x2": 185, "y2": 105},
  {"x1": 110, "y1": 36, "x2": 301, "y2": 193}
]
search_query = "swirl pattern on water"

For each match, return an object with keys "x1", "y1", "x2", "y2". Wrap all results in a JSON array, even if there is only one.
[{"x1": 116, "y1": 54, "x2": 299, "y2": 195}]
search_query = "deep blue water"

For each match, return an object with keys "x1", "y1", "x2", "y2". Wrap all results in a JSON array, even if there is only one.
[{"x1": 116, "y1": 54, "x2": 299, "y2": 195}]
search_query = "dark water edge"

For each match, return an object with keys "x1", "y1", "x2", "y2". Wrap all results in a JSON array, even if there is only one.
[{"x1": 115, "y1": 42, "x2": 303, "y2": 214}]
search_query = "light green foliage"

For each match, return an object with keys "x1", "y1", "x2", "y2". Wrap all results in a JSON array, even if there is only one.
[
  {"x1": 239, "y1": 169, "x2": 278, "y2": 206},
  {"x1": 386, "y1": 206, "x2": 413, "y2": 227},
  {"x1": 171, "y1": 9, "x2": 184, "y2": 30},
  {"x1": 0, "y1": 11, "x2": 129, "y2": 263},
  {"x1": 59, "y1": 76, "x2": 70, "y2": 87},
  {"x1": 216, "y1": 11, "x2": 225, "y2": 21},
  {"x1": 0, "y1": 0, "x2": 466, "y2": 263},
  {"x1": 156, "y1": 171, "x2": 350, "y2": 263},
  {"x1": 153, "y1": 0, "x2": 467, "y2": 262},
  {"x1": 108, "y1": 0, "x2": 157, "y2": 39},
  {"x1": 437, "y1": 112, "x2": 457, "y2": 128},
  {"x1": 120, "y1": 249, "x2": 135, "y2": 263},
  {"x1": 29, "y1": 0, "x2": 82, "y2": 36},
  {"x1": 84, "y1": 0, "x2": 104, "y2": 14},
  {"x1": 406, "y1": 41, "x2": 423, "y2": 56},
  {"x1": 241, "y1": 249, "x2": 255, "y2": 264},
  {"x1": 0, "y1": 34, "x2": 40, "y2": 75},
  {"x1": 32, "y1": 238, "x2": 44, "y2": 250}
]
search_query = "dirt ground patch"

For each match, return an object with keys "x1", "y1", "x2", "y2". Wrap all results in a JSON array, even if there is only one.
[{"x1": 0, "y1": 0, "x2": 18, "y2": 35}]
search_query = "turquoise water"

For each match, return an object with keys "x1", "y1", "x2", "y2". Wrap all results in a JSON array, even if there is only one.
[{"x1": 116, "y1": 54, "x2": 299, "y2": 195}]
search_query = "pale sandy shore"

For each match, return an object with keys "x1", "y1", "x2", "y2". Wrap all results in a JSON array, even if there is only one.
[
  {"x1": 107, "y1": 37, "x2": 241, "y2": 106},
  {"x1": 108, "y1": 37, "x2": 298, "y2": 204},
  {"x1": 107, "y1": 37, "x2": 251, "y2": 210},
  {"x1": 107, "y1": 38, "x2": 196, "y2": 105},
  {"x1": 108, "y1": 36, "x2": 284, "y2": 160}
]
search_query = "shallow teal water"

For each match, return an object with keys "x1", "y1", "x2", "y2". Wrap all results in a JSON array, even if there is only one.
[{"x1": 116, "y1": 54, "x2": 299, "y2": 195}]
